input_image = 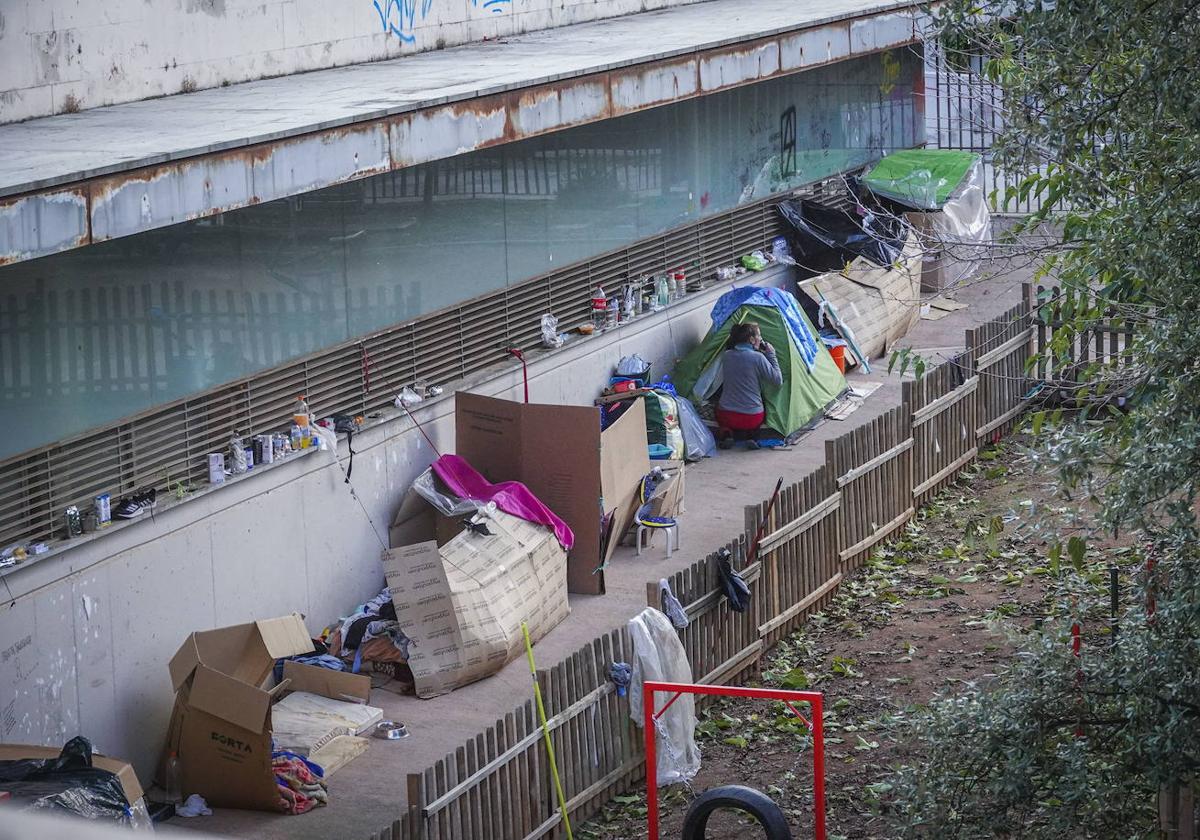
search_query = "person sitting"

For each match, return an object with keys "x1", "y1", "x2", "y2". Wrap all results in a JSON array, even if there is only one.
[{"x1": 716, "y1": 321, "x2": 783, "y2": 450}]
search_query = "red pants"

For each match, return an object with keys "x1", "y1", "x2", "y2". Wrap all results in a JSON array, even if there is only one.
[{"x1": 716, "y1": 408, "x2": 765, "y2": 440}]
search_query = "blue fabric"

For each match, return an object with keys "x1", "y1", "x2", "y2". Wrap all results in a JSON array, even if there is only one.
[
  {"x1": 709, "y1": 286, "x2": 820, "y2": 371},
  {"x1": 271, "y1": 749, "x2": 325, "y2": 779}
]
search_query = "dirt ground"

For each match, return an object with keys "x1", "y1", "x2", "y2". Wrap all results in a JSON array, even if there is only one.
[{"x1": 580, "y1": 436, "x2": 1139, "y2": 840}]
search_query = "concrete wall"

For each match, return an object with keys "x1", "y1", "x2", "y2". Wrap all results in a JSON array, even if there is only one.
[
  {"x1": 0, "y1": 267, "x2": 786, "y2": 781},
  {"x1": 0, "y1": 0, "x2": 710, "y2": 124}
]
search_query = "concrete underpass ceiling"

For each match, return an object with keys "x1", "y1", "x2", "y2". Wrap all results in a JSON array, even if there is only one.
[{"x1": 0, "y1": 0, "x2": 925, "y2": 267}]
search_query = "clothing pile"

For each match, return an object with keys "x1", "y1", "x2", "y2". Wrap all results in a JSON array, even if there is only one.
[
  {"x1": 321, "y1": 588, "x2": 414, "y2": 686},
  {"x1": 272, "y1": 750, "x2": 328, "y2": 815}
]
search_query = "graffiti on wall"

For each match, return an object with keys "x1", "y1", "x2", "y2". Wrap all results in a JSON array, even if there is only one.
[{"x1": 374, "y1": 0, "x2": 512, "y2": 43}]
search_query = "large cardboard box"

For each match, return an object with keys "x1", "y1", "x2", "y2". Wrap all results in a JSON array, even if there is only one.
[
  {"x1": 455, "y1": 393, "x2": 650, "y2": 594},
  {"x1": 905, "y1": 211, "x2": 947, "y2": 292},
  {"x1": 0, "y1": 744, "x2": 143, "y2": 805},
  {"x1": 162, "y1": 614, "x2": 371, "y2": 812},
  {"x1": 384, "y1": 507, "x2": 569, "y2": 698}
]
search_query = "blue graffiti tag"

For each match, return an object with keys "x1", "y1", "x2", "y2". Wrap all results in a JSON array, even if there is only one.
[
  {"x1": 474, "y1": 0, "x2": 511, "y2": 14},
  {"x1": 373, "y1": 0, "x2": 434, "y2": 43}
]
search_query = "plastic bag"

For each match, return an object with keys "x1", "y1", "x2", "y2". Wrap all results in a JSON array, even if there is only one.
[
  {"x1": 0, "y1": 736, "x2": 134, "y2": 824},
  {"x1": 540, "y1": 314, "x2": 564, "y2": 349},
  {"x1": 777, "y1": 198, "x2": 904, "y2": 267},
  {"x1": 395, "y1": 387, "x2": 423, "y2": 408},
  {"x1": 627, "y1": 608, "x2": 701, "y2": 786},
  {"x1": 676, "y1": 397, "x2": 716, "y2": 461},
  {"x1": 411, "y1": 467, "x2": 483, "y2": 518},
  {"x1": 616, "y1": 354, "x2": 651, "y2": 378}
]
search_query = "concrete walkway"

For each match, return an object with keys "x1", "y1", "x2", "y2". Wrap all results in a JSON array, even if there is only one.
[{"x1": 164, "y1": 258, "x2": 1029, "y2": 840}]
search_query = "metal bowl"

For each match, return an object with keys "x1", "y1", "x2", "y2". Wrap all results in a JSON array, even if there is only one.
[{"x1": 374, "y1": 720, "x2": 409, "y2": 740}]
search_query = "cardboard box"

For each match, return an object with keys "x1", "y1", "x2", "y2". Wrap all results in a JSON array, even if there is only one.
[
  {"x1": 0, "y1": 744, "x2": 144, "y2": 805},
  {"x1": 162, "y1": 613, "x2": 371, "y2": 811},
  {"x1": 905, "y1": 211, "x2": 947, "y2": 292},
  {"x1": 456, "y1": 393, "x2": 650, "y2": 594},
  {"x1": 384, "y1": 508, "x2": 569, "y2": 698}
]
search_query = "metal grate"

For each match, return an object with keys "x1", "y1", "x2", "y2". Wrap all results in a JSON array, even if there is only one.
[{"x1": 0, "y1": 190, "x2": 797, "y2": 548}]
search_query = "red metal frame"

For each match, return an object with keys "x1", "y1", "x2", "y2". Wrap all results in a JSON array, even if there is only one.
[{"x1": 642, "y1": 680, "x2": 826, "y2": 840}]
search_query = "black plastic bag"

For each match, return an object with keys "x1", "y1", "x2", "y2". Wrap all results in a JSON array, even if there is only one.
[
  {"x1": 777, "y1": 199, "x2": 904, "y2": 268},
  {"x1": 0, "y1": 736, "x2": 133, "y2": 823},
  {"x1": 716, "y1": 548, "x2": 752, "y2": 613}
]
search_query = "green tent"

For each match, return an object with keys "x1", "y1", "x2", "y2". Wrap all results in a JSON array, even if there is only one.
[
  {"x1": 862, "y1": 148, "x2": 982, "y2": 210},
  {"x1": 674, "y1": 290, "x2": 846, "y2": 437}
]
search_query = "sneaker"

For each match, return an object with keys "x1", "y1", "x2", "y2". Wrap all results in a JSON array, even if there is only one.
[
  {"x1": 718, "y1": 437, "x2": 734, "y2": 450},
  {"x1": 114, "y1": 488, "x2": 158, "y2": 520},
  {"x1": 744, "y1": 439, "x2": 760, "y2": 450}
]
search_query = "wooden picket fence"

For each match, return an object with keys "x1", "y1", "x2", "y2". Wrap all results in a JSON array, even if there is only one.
[{"x1": 362, "y1": 286, "x2": 1069, "y2": 840}]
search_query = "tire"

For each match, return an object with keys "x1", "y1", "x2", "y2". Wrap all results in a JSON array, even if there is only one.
[{"x1": 680, "y1": 784, "x2": 793, "y2": 840}]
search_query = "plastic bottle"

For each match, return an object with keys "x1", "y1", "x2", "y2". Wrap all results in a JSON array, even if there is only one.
[
  {"x1": 165, "y1": 751, "x2": 183, "y2": 805},
  {"x1": 229, "y1": 432, "x2": 248, "y2": 474},
  {"x1": 591, "y1": 287, "x2": 607, "y2": 330},
  {"x1": 605, "y1": 297, "x2": 619, "y2": 329},
  {"x1": 655, "y1": 276, "x2": 670, "y2": 308},
  {"x1": 674, "y1": 268, "x2": 687, "y2": 299},
  {"x1": 292, "y1": 395, "x2": 310, "y2": 429},
  {"x1": 290, "y1": 425, "x2": 302, "y2": 452}
]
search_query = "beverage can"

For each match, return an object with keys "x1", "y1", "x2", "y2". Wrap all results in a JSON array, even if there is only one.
[
  {"x1": 94, "y1": 493, "x2": 111, "y2": 526},
  {"x1": 207, "y1": 453, "x2": 226, "y2": 485},
  {"x1": 64, "y1": 506, "x2": 82, "y2": 539}
]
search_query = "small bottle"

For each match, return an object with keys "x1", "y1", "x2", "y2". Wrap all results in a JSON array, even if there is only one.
[
  {"x1": 293, "y1": 395, "x2": 310, "y2": 430},
  {"x1": 674, "y1": 269, "x2": 687, "y2": 299},
  {"x1": 165, "y1": 751, "x2": 183, "y2": 805},
  {"x1": 605, "y1": 297, "x2": 619, "y2": 329},
  {"x1": 591, "y1": 287, "x2": 607, "y2": 330},
  {"x1": 656, "y1": 276, "x2": 670, "y2": 308},
  {"x1": 290, "y1": 425, "x2": 302, "y2": 452}
]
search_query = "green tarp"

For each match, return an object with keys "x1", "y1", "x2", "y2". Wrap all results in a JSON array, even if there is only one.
[
  {"x1": 673, "y1": 304, "x2": 846, "y2": 437},
  {"x1": 862, "y1": 149, "x2": 981, "y2": 211}
]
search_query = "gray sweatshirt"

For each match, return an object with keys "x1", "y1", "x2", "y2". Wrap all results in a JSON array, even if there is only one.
[{"x1": 719, "y1": 343, "x2": 783, "y2": 415}]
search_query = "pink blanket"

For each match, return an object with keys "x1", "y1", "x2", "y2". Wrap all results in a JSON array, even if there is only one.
[{"x1": 432, "y1": 455, "x2": 575, "y2": 550}]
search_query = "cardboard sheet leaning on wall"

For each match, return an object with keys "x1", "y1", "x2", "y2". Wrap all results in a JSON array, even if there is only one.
[
  {"x1": 799, "y1": 231, "x2": 922, "y2": 360},
  {"x1": 384, "y1": 506, "x2": 569, "y2": 699}
]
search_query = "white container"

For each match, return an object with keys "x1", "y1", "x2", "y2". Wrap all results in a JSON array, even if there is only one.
[{"x1": 207, "y1": 453, "x2": 226, "y2": 485}]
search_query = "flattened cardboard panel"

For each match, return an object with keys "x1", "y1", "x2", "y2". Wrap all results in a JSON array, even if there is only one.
[
  {"x1": 598, "y1": 399, "x2": 650, "y2": 567},
  {"x1": 456, "y1": 391, "x2": 607, "y2": 594},
  {"x1": 282, "y1": 660, "x2": 371, "y2": 704},
  {"x1": 455, "y1": 392, "x2": 526, "y2": 485},
  {"x1": 255, "y1": 614, "x2": 315, "y2": 660}
]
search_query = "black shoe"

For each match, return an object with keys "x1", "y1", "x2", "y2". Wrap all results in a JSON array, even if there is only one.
[
  {"x1": 744, "y1": 439, "x2": 760, "y2": 450},
  {"x1": 114, "y1": 488, "x2": 157, "y2": 520},
  {"x1": 718, "y1": 438, "x2": 734, "y2": 450}
]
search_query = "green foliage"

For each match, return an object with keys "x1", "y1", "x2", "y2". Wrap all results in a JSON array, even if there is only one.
[{"x1": 890, "y1": 0, "x2": 1200, "y2": 835}]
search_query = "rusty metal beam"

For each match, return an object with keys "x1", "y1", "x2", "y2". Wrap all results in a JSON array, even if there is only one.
[{"x1": 0, "y1": 8, "x2": 921, "y2": 267}]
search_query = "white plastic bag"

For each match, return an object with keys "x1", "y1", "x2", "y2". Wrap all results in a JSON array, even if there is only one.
[
  {"x1": 628, "y1": 608, "x2": 701, "y2": 786},
  {"x1": 395, "y1": 387, "x2": 423, "y2": 408},
  {"x1": 676, "y1": 396, "x2": 716, "y2": 461}
]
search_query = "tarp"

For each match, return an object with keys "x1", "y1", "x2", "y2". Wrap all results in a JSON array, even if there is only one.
[
  {"x1": 673, "y1": 287, "x2": 846, "y2": 436},
  {"x1": 777, "y1": 199, "x2": 905, "y2": 268},
  {"x1": 431, "y1": 454, "x2": 575, "y2": 551},
  {"x1": 862, "y1": 149, "x2": 982, "y2": 211}
]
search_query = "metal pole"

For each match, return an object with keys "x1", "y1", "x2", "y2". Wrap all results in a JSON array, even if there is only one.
[
  {"x1": 644, "y1": 682, "x2": 658, "y2": 840},
  {"x1": 523, "y1": 622, "x2": 573, "y2": 840},
  {"x1": 813, "y1": 693, "x2": 827, "y2": 840}
]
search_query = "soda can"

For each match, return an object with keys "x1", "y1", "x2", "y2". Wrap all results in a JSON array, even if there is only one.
[
  {"x1": 63, "y1": 505, "x2": 82, "y2": 539},
  {"x1": 94, "y1": 493, "x2": 111, "y2": 526},
  {"x1": 207, "y1": 453, "x2": 226, "y2": 486},
  {"x1": 254, "y1": 434, "x2": 274, "y2": 466}
]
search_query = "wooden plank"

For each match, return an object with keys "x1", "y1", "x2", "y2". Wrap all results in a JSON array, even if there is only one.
[
  {"x1": 699, "y1": 638, "x2": 764, "y2": 686},
  {"x1": 976, "y1": 398, "x2": 1032, "y2": 439},
  {"x1": 422, "y1": 681, "x2": 616, "y2": 816},
  {"x1": 839, "y1": 506, "x2": 915, "y2": 563},
  {"x1": 758, "y1": 572, "x2": 843, "y2": 636},
  {"x1": 913, "y1": 447, "x2": 979, "y2": 498},
  {"x1": 836, "y1": 437, "x2": 914, "y2": 487},
  {"x1": 754, "y1": 492, "x2": 841, "y2": 555},
  {"x1": 912, "y1": 376, "x2": 979, "y2": 426}
]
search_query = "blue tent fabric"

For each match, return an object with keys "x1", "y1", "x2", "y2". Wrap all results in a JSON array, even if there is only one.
[{"x1": 709, "y1": 286, "x2": 820, "y2": 371}]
